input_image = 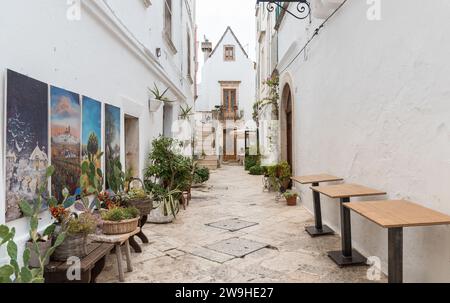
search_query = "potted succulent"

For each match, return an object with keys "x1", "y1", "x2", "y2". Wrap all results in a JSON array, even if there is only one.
[
  {"x1": 100, "y1": 206, "x2": 140, "y2": 235},
  {"x1": 148, "y1": 83, "x2": 172, "y2": 112},
  {"x1": 121, "y1": 178, "x2": 153, "y2": 216},
  {"x1": 51, "y1": 212, "x2": 97, "y2": 261},
  {"x1": 282, "y1": 190, "x2": 299, "y2": 206}
]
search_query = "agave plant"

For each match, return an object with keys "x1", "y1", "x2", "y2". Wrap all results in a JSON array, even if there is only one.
[
  {"x1": 179, "y1": 104, "x2": 193, "y2": 120},
  {"x1": 149, "y1": 83, "x2": 172, "y2": 102}
]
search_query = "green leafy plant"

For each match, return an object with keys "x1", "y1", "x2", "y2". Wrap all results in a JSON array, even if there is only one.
[
  {"x1": 0, "y1": 166, "x2": 66, "y2": 283},
  {"x1": 245, "y1": 155, "x2": 260, "y2": 171},
  {"x1": 106, "y1": 158, "x2": 126, "y2": 195},
  {"x1": 249, "y1": 165, "x2": 265, "y2": 176},
  {"x1": 66, "y1": 213, "x2": 98, "y2": 235},
  {"x1": 149, "y1": 83, "x2": 172, "y2": 102},
  {"x1": 282, "y1": 190, "x2": 298, "y2": 199},
  {"x1": 101, "y1": 207, "x2": 140, "y2": 222},
  {"x1": 193, "y1": 167, "x2": 210, "y2": 184}
]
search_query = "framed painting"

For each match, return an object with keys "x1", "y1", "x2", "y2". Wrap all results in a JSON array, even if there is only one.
[
  {"x1": 50, "y1": 86, "x2": 81, "y2": 201},
  {"x1": 82, "y1": 96, "x2": 102, "y2": 165},
  {"x1": 5, "y1": 70, "x2": 49, "y2": 222},
  {"x1": 104, "y1": 104, "x2": 121, "y2": 190}
]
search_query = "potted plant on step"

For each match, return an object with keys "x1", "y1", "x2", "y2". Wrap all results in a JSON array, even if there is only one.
[
  {"x1": 282, "y1": 190, "x2": 299, "y2": 206},
  {"x1": 100, "y1": 206, "x2": 140, "y2": 235}
]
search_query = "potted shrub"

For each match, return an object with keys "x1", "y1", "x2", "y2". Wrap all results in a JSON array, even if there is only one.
[
  {"x1": 52, "y1": 212, "x2": 97, "y2": 261},
  {"x1": 193, "y1": 166, "x2": 210, "y2": 185},
  {"x1": 283, "y1": 190, "x2": 298, "y2": 206},
  {"x1": 100, "y1": 206, "x2": 140, "y2": 235},
  {"x1": 144, "y1": 136, "x2": 191, "y2": 223}
]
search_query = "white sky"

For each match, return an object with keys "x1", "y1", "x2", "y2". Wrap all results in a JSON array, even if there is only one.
[{"x1": 196, "y1": 0, "x2": 256, "y2": 81}]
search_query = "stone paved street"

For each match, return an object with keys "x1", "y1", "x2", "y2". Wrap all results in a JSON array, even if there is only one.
[{"x1": 98, "y1": 166, "x2": 387, "y2": 283}]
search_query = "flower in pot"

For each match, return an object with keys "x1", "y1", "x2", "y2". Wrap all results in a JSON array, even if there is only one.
[
  {"x1": 100, "y1": 206, "x2": 140, "y2": 235},
  {"x1": 282, "y1": 190, "x2": 299, "y2": 206},
  {"x1": 52, "y1": 212, "x2": 97, "y2": 261}
]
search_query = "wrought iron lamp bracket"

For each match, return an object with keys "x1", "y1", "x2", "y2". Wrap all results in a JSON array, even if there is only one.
[{"x1": 258, "y1": 0, "x2": 311, "y2": 21}]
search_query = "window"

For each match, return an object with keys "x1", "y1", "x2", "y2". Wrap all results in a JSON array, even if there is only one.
[
  {"x1": 223, "y1": 89, "x2": 237, "y2": 112},
  {"x1": 224, "y1": 45, "x2": 235, "y2": 61},
  {"x1": 164, "y1": 0, "x2": 172, "y2": 40},
  {"x1": 187, "y1": 31, "x2": 191, "y2": 79}
]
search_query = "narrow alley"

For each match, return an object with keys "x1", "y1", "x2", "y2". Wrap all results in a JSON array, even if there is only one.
[{"x1": 98, "y1": 166, "x2": 385, "y2": 283}]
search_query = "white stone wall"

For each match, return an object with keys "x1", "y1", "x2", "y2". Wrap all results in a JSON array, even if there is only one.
[
  {"x1": 0, "y1": 0, "x2": 196, "y2": 261},
  {"x1": 275, "y1": 0, "x2": 450, "y2": 282}
]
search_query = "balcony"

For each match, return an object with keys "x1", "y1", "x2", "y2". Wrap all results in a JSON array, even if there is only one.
[{"x1": 212, "y1": 106, "x2": 244, "y2": 121}]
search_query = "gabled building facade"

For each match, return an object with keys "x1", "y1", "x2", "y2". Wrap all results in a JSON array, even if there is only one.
[{"x1": 196, "y1": 27, "x2": 256, "y2": 164}]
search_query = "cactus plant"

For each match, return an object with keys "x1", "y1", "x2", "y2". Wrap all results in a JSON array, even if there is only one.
[{"x1": 0, "y1": 166, "x2": 66, "y2": 283}]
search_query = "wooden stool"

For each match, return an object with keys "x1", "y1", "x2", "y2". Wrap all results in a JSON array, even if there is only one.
[{"x1": 89, "y1": 228, "x2": 140, "y2": 282}]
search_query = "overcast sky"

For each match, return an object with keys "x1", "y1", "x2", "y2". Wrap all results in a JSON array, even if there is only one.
[{"x1": 196, "y1": 0, "x2": 256, "y2": 81}]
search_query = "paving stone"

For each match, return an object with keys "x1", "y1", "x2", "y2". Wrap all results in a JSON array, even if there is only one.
[
  {"x1": 205, "y1": 237, "x2": 269, "y2": 258},
  {"x1": 189, "y1": 247, "x2": 235, "y2": 263},
  {"x1": 206, "y1": 218, "x2": 259, "y2": 232},
  {"x1": 165, "y1": 249, "x2": 186, "y2": 258}
]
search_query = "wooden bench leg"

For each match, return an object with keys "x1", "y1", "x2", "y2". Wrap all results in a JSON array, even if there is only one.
[
  {"x1": 129, "y1": 236, "x2": 142, "y2": 253},
  {"x1": 115, "y1": 244, "x2": 125, "y2": 282},
  {"x1": 125, "y1": 240, "x2": 133, "y2": 272}
]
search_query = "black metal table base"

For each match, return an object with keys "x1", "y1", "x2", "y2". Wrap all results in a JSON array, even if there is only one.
[
  {"x1": 328, "y1": 250, "x2": 367, "y2": 267},
  {"x1": 305, "y1": 225, "x2": 334, "y2": 237}
]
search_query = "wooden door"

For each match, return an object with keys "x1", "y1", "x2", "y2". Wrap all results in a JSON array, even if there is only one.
[{"x1": 285, "y1": 90, "x2": 293, "y2": 169}]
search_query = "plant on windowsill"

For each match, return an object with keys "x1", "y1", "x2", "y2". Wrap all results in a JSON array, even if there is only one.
[
  {"x1": 282, "y1": 190, "x2": 298, "y2": 206},
  {"x1": 179, "y1": 104, "x2": 193, "y2": 120}
]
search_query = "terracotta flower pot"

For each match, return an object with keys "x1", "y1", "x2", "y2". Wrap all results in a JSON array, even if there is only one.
[{"x1": 285, "y1": 196, "x2": 297, "y2": 206}]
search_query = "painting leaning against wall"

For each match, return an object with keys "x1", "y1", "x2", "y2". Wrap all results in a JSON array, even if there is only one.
[
  {"x1": 105, "y1": 104, "x2": 121, "y2": 189},
  {"x1": 5, "y1": 70, "x2": 49, "y2": 222},
  {"x1": 50, "y1": 86, "x2": 81, "y2": 201},
  {"x1": 82, "y1": 96, "x2": 102, "y2": 166}
]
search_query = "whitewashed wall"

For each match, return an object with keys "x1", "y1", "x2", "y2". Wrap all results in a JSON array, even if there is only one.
[
  {"x1": 277, "y1": 0, "x2": 450, "y2": 282},
  {"x1": 0, "y1": 0, "x2": 196, "y2": 262}
]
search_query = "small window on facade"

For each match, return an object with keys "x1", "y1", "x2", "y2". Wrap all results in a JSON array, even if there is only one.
[
  {"x1": 164, "y1": 0, "x2": 172, "y2": 40},
  {"x1": 224, "y1": 46, "x2": 235, "y2": 61}
]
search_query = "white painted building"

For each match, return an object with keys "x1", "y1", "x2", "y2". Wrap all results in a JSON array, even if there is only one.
[
  {"x1": 196, "y1": 27, "x2": 256, "y2": 162},
  {"x1": 0, "y1": 0, "x2": 197, "y2": 261},
  {"x1": 256, "y1": 0, "x2": 450, "y2": 282}
]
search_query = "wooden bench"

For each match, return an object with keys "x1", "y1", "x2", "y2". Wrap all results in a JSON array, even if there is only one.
[
  {"x1": 291, "y1": 174, "x2": 343, "y2": 237},
  {"x1": 44, "y1": 243, "x2": 113, "y2": 283},
  {"x1": 89, "y1": 228, "x2": 140, "y2": 282},
  {"x1": 345, "y1": 200, "x2": 450, "y2": 283},
  {"x1": 311, "y1": 183, "x2": 386, "y2": 266}
]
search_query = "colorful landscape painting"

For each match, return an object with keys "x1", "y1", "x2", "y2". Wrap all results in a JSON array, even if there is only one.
[
  {"x1": 82, "y1": 96, "x2": 102, "y2": 165},
  {"x1": 105, "y1": 104, "x2": 121, "y2": 189},
  {"x1": 5, "y1": 70, "x2": 49, "y2": 222},
  {"x1": 50, "y1": 86, "x2": 81, "y2": 201}
]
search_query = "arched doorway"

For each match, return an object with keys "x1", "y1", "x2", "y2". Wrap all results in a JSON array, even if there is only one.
[{"x1": 281, "y1": 84, "x2": 293, "y2": 169}]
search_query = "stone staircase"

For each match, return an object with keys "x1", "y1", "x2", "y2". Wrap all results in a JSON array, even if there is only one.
[
  {"x1": 197, "y1": 155, "x2": 219, "y2": 170},
  {"x1": 194, "y1": 123, "x2": 219, "y2": 170}
]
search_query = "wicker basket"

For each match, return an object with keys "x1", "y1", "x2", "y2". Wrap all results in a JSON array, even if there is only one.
[
  {"x1": 124, "y1": 178, "x2": 153, "y2": 215},
  {"x1": 52, "y1": 234, "x2": 88, "y2": 261},
  {"x1": 126, "y1": 198, "x2": 153, "y2": 216},
  {"x1": 102, "y1": 218, "x2": 139, "y2": 235}
]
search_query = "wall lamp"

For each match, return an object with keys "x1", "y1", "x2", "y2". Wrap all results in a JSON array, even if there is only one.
[{"x1": 257, "y1": 0, "x2": 311, "y2": 20}]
